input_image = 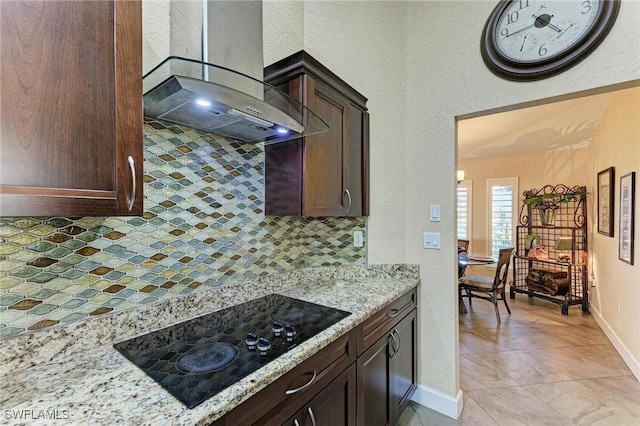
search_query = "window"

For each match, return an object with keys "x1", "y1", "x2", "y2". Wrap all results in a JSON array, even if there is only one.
[
  {"x1": 457, "y1": 180, "x2": 472, "y2": 241},
  {"x1": 487, "y1": 178, "x2": 518, "y2": 258}
]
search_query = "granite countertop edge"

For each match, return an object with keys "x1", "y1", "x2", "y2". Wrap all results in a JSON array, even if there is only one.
[{"x1": 0, "y1": 264, "x2": 420, "y2": 426}]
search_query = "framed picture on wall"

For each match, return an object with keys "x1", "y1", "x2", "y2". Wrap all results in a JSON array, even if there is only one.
[
  {"x1": 597, "y1": 167, "x2": 614, "y2": 236},
  {"x1": 619, "y1": 172, "x2": 635, "y2": 265}
]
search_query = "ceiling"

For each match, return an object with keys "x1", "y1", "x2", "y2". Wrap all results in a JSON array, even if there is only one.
[{"x1": 457, "y1": 88, "x2": 629, "y2": 160}]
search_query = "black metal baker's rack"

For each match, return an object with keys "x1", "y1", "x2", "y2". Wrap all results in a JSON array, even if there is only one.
[{"x1": 510, "y1": 184, "x2": 589, "y2": 315}]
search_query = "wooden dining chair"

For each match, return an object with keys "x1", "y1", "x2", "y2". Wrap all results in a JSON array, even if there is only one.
[
  {"x1": 457, "y1": 239, "x2": 470, "y2": 251},
  {"x1": 458, "y1": 247, "x2": 514, "y2": 323}
]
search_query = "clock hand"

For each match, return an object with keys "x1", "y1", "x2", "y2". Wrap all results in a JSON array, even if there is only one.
[
  {"x1": 556, "y1": 23, "x2": 574, "y2": 39},
  {"x1": 520, "y1": 35, "x2": 528, "y2": 52},
  {"x1": 506, "y1": 22, "x2": 536, "y2": 38},
  {"x1": 547, "y1": 22, "x2": 562, "y2": 32}
]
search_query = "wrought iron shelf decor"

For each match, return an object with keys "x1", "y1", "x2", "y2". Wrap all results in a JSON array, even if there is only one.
[{"x1": 512, "y1": 184, "x2": 588, "y2": 315}]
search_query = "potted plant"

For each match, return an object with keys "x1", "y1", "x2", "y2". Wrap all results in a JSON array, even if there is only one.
[{"x1": 522, "y1": 186, "x2": 586, "y2": 226}]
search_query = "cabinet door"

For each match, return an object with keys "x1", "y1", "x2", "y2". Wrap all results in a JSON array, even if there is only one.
[
  {"x1": 303, "y1": 77, "x2": 349, "y2": 216},
  {"x1": 389, "y1": 309, "x2": 417, "y2": 424},
  {"x1": 343, "y1": 103, "x2": 368, "y2": 217},
  {"x1": 0, "y1": 0, "x2": 142, "y2": 217},
  {"x1": 302, "y1": 364, "x2": 356, "y2": 426},
  {"x1": 283, "y1": 413, "x2": 304, "y2": 426},
  {"x1": 356, "y1": 330, "x2": 391, "y2": 426}
]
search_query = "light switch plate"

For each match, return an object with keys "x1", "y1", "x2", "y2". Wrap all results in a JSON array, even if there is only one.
[
  {"x1": 353, "y1": 230, "x2": 364, "y2": 248},
  {"x1": 423, "y1": 232, "x2": 441, "y2": 249},
  {"x1": 430, "y1": 205, "x2": 441, "y2": 222}
]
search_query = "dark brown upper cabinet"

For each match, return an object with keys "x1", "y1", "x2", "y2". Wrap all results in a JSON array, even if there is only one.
[
  {"x1": 264, "y1": 51, "x2": 369, "y2": 217},
  {"x1": 0, "y1": 0, "x2": 143, "y2": 217}
]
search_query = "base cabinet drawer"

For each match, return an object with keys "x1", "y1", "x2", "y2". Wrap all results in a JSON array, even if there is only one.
[{"x1": 357, "y1": 289, "x2": 416, "y2": 355}]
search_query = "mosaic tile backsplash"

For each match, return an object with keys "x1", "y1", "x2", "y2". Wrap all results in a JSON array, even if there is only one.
[{"x1": 0, "y1": 120, "x2": 366, "y2": 338}]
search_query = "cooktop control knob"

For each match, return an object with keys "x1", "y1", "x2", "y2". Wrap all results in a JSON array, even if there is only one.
[
  {"x1": 257, "y1": 337, "x2": 271, "y2": 355},
  {"x1": 285, "y1": 324, "x2": 296, "y2": 342},
  {"x1": 245, "y1": 333, "x2": 258, "y2": 350},
  {"x1": 272, "y1": 321, "x2": 284, "y2": 337}
]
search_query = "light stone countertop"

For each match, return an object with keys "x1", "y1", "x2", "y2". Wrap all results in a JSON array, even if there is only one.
[{"x1": 0, "y1": 265, "x2": 419, "y2": 426}]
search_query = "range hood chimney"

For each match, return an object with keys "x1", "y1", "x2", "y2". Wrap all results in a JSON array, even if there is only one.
[{"x1": 143, "y1": 1, "x2": 328, "y2": 144}]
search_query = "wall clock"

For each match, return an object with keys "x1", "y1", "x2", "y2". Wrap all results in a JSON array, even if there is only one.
[{"x1": 481, "y1": 0, "x2": 620, "y2": 81}]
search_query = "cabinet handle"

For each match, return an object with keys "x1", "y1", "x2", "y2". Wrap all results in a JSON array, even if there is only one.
[
  {"x1": 294, "y1": 420, "x2": 300, "y2": 426},
  {"x1": 285, "y1": 370, "x2": 317, "y2": 395},
  {"x1": 127, "y1": 156, "x2": 136, "y2": 211},
  {"x1": 387, "y1": 308, "x2": 400, "y2": 318},
  {"x1": 390, "y1": 330, "x2": 399, "y2": 358},
  {"x1": 394, "y1": 328, "x2": 401, "y2": 352},
  {"x1": 307, "y1": 407, "x2": 317, "y2": 426},
  {"x1": 343, "y1": 188, "x2": 352, "y2": 214}
]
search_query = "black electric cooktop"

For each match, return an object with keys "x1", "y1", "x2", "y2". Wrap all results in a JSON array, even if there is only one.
[{"x1": 114, "y1": 294, "x2": 351, "y2": 408}]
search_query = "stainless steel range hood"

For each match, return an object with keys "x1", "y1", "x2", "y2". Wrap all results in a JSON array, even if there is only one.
[{"x1": 143, "y1": 1, "x2": 328, "y2": 144}]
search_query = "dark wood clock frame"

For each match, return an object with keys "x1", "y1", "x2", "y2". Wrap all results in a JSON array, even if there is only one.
[{"x1": 481, "y1": 0, "x2": 621, "y2": 81}]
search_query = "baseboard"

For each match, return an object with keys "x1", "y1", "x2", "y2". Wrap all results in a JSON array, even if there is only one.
[
  {"x1": 591, "y1": 306, "x2": 640, "y2": 381},
  {"x1": 410, "y1": 384, "x2": 463, "y2": 419}
]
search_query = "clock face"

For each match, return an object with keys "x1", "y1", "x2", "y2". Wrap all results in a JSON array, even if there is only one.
[
  {"x1": 494, "y1": 0, "x2": 601, "y2": 62},
  {"x1": 481, "y1": 0, "x2": 620, "y2": 80}
]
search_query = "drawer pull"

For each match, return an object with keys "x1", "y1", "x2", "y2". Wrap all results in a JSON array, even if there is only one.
[
  {"x1": 127, "y1": 155, "x2": 136, "y2": 211},
  {"x1": 307, "y1": 407, "x2": 317, "y2": 426},
  {"x1": 389, "y1": 330, "x2": 400, "y2": 358},
  {"x1": 285, "y1": 370, "x2": 317, "y2": 395},
  {"x1": 387, "y1": 308, "x2": 400, "y2": 318}
]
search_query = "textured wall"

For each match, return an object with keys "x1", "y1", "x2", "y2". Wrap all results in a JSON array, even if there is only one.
[
  {"x1": 589, "y1": 87, "x2": 640, "y2": 375},
  {"x1": 404, "y1": 0, "x2": 639, "y2": 399},
  {"x1": 0, "y1": 121, "x2": 366, "y2": 338},
  {"x1": 261, "y1": 0, "x2": 640, "y2": 410}
]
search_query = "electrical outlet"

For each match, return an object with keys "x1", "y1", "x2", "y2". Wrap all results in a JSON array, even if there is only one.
[
  {"x1": 353, "y1": 230, "x2": 364, "y2": 248},
  {"x1": 589, "y1": 278, "x2": 597, "y2": 288}
]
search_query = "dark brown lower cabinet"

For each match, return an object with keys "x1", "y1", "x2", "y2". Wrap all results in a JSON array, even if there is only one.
[
  {"x1": 284, "y1": 365, "x2": 356, "y2": 426},
  {"x1": 389, "y1": 310, "x2": 418, "y2": 423},
  {"x1": 357, "y1": 331, "x2": 391, "y2": 426},
  {"x1": 357, "y1": 309, "x2": 417, "y2": 426}
]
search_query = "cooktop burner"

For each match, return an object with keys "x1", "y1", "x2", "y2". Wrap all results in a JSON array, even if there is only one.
[
  {"x1": 175, "y1": 341, "x2": 239, "y2": 374},
  {"x1": 114, "y1": 294, "x2": 350, "y2": 409},
  {"x1": 270, "y1": 305, "x2": 322, "y2": 325}
]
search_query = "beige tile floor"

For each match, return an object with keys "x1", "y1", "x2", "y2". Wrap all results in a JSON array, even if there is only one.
[{"x1": 398, "y1": 294, "x2": 640, "y2": 426}]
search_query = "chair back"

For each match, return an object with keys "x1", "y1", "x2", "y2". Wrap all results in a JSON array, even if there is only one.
[
  {"x1": 458, "y1": 239, "x2": 470, "y2": 251},
  {"x1": 458, "y1": 251, "x2": 468, "y2": 278},
  {"x1": 493, "y1": 247, "x2": 514, "y2": 291}
]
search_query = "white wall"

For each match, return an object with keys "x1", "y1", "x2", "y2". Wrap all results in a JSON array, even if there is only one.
[
  {"x1": 589, "y1": 87, "x2": 640, "y2": 379},
  {"x1": 403, "y1": 1, "x2": 639, "y2": 414},
  {"x1": 265, "y1": 0, "x2": 410, "y2": 265},
  {"x1": 142, "y1": 0, "x2": 170, "y2": 73}
]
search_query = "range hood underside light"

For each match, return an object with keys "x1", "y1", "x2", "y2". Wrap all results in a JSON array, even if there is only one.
[{"x1": 144, "y1": 74, "x2": 305, "y2": 144}]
